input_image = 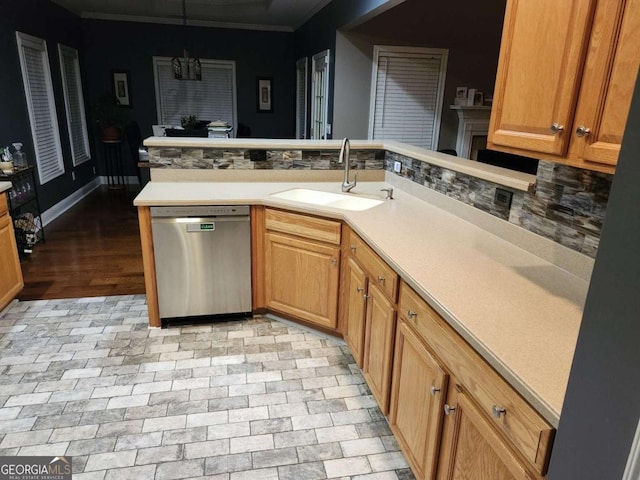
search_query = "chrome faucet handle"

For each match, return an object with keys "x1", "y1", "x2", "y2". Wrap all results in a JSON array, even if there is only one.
[{"x1": 381, "y1": 188, "x2": 394, "y2": 200}]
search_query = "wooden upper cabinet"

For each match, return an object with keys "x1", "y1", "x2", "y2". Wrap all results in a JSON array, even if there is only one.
[
  {"x1": 489, "y1": 0, "x2": 597, "y2": 156},
  {"x1": 569, "y1": 0, "x2": 640, "y2": 169}
]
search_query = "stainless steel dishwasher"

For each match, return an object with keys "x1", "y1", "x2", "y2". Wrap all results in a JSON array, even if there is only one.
[{"x1": 150, "y1": 205, "x2": 252, "y2": 324}]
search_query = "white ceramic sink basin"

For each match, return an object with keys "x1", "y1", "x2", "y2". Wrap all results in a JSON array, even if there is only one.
[{"x1": 271, "y1": 188, "x2": 384, "y2": 211}]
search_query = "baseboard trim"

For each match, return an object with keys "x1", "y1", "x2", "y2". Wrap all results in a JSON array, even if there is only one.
[{"x1": 41, "y1": 178, "x2": 102, "y2": 227}]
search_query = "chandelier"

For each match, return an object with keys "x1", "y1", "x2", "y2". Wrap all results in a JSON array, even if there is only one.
[{"x1": 172, "y1": 0, "x2": 201, "y2": 81}]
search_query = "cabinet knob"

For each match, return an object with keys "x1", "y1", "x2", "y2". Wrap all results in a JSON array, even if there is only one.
[
  {"x1": 430, "y1": 386, "x2": 441, "y2": 396},
  {"x1": 407, "y1": 310, "x2": 418, "y2": 320},
  {"x1": 377, "y1": 275, "x2": 385, "y2": 284},
  {"x1": 330, "y1": 258, "x2": 337, "y2": 266},
  {"x1": 492, "y1": 405, "x2": 507, "y2": 418},
  {"x1": 444, "y1": 404, "x2": 456, "y2": 416},
  {"x1": 550, "y1": 123, "x2": 564, "y2": 134},
  {"x1": 363, "y1": 294, "x2": 371, "y2": 300},
  {"x1": 356, "y1": 286, "x2": 364, "y2": 293},
  {"x1": 575, "y1": 125, "x2": 591, "y2": 137},
  {"x1": 350, "y1": 245, "x2": 357, "y2": 253}
]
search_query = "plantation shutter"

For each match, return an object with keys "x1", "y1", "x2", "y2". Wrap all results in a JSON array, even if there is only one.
[
  {"x1": 59, "y1": 44, "x2": 90, "y2": 166},
  {"x1": 154, "y1": 58, "x2": 237, "y2": 131},
  {"x1": 311, "y1": 50, "x2": 330, "y2": 140},
  {"x1": 370, "y1": 47, "x2": 448, "y2": 150},
  {"x1": 296, "y1": 57, "x2": 308, "y2": 139},
  {"x1": 16, "y1": 32, "x2": 64, "y2": 184}
]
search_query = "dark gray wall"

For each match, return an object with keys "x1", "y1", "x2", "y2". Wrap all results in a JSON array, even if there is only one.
[
  {"x1": 0, "y1": 0, "x2": 96, "y2": 211},
  {"x1": 547, "y1": 73, "x2": 640, "y2": 479},
  {"x1": 350, "y1": 0, "x2": 506, "y2": 150},
  {"x1": 82, "y1": 19, "x2": 295, "y2": 143}
]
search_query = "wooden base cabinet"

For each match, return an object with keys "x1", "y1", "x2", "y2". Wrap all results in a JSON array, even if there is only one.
[
  {"x1": 437, "y1": 384, "x2": 541, "y2": 480},
  {"x1": 389, "y1": 320, "x2": 448, "y2": 480},
  {"x1": 342, "y1": 257, "x2": 368, "y2": 366},
  {"x1": 362, "y1": 282, "x2": 396, "y2": 414},
  {"x1": 0, "y1": 195, "x2": 23, "y2": 310},
  {"x1": 264, "y1": 209, "x2": 342, "y2": 330}
]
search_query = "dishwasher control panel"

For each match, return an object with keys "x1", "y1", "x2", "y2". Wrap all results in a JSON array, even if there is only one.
[{"x1": 150, "y1": 205, "x2": 250, "y2": 218}]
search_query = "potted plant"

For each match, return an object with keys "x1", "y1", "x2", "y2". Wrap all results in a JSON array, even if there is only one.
[{"x1": 92, "y1": 93, "x2": 130, "y2": 142}]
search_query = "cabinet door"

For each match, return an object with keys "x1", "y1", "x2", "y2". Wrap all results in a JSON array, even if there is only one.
[
  {"x1": 342, "y1": 257, "x2": 368, "y2": 367},
  {"x1": 570, "y1": 0, "x2": 640, "y2": 168},
  {"x1": 389, "y1": 320, "x2": 448, "y2": 480},
  {"x1": 264, "y1": 232, "x2": 340, "y2": 329},
  {"x1": 437, "y1": 384, "x2": 539, "y2": 480},
  {"x1": 362, "y1": 282, "x2": 396, "y2": 414},
  {"x1": 488, "y1": 0, "x2": 596, "y2": 155},
  {"x1": 0, "y1": 212, "x2": 24, "y2": 310}
]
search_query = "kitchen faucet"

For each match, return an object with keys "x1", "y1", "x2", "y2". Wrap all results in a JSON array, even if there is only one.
[{"x1": 339, "y1": 138, "x2": 357, "y2": 192}]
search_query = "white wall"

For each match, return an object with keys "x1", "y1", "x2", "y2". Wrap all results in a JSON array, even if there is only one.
[{"x1": 332, "y1": 31, "x2": 375, "y2": 139}]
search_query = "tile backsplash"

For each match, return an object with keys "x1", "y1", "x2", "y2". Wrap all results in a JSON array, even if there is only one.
[
  {"x1": 385, "y1": 151, "x2": 613, "y2": 258},
  {"x1": 148, "y1": 145, "x2": 612, "y2": 259}
]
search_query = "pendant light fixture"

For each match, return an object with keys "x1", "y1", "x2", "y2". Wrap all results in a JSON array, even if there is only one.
[{"x1": 171, "y1": 0, "x2": 202, "y2": 81}]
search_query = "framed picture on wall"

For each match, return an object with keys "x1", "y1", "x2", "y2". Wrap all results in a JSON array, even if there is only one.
[
  {"x1": 112, "y1": 70, "x2": 132, "y2": 108},
  {"x1": 257, "y1": 77, "x2": 273, "y2": 113}
]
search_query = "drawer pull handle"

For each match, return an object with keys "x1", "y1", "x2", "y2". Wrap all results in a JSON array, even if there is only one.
[
  {"x1": 492, "y1": 405, "x2": 506, "y2": 418},
  {"x1": 444, "y1": 404, "x2": 456, "y2": 416},
  {"x1": 350, "y1": 245, "x2": 357, "y2": 252},
  {"x1": 430, "y1": 386, "x2": 441, "y2": 396},
  {"x1": 407, "y1": 310, "x2": 418, "y2": 319},
  {"x1": 377, "y1": 275, "x2": 385, "y2": 284}
]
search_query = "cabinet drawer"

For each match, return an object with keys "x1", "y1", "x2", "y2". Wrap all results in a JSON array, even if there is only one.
[
  {"x1": 347, "y1": 230, "x2": 398, "y2": 301},
  {"x1": 0, "y1": 194, "x2": 8, "y2": 216},
  {"x1": 265, "y1": 208, "x2": 341, "y2": 245},
  {"x1": 398, "y1": 282, "x2": 554, "y2": 475}
]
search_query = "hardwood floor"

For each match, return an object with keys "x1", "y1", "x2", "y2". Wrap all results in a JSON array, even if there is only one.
[{"x1": 18, "y1": 186, "x2": 146, "y2": 300}]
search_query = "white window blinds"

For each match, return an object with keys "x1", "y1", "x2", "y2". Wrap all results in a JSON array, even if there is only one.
[
  {"x1": 153, "y1": 57, "x2": 237, "y2": 132},
  {"x1": 295, "y1": 57, "x2": 308, "y2": 139},
  {"x1": 311, "y1": 50, "x2": 330, "y2": 140},
  {"x1": 58, "y1": 44, "x2": 90, "y2": 166},
  {"x1": 16, "y1": 32, "x2": 64, "y2": 184},
  {"x1": 369, "y1": 47, "x2": 448, "y2": 150}
]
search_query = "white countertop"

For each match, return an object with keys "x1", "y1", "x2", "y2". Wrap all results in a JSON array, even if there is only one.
[
  {"x1": 134, "y1": 180, "x2": 588, "y2": 426},
  {"x1": 0, "y1": 182, "x2": 12, "y2": 194},
  {"x1": 143, "y1": 137, "x2": 536, "y2": 192}
]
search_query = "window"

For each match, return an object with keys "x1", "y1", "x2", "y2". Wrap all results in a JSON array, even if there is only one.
[
  {"x1": 295, "y1": 57, "x2": 308, "y2": 139},
  {"x1": 153, "y1": 57, "x2": 237, "y2": 134},
  {"x1": 16, "y1": 32, "x2": 64, "y2": 184},
  {"x1": 58, "y1": 44, "x2": 90, "y2": 166},
  {"x1": 311, "y1": 50, "x2": 330, "y2": 139},
  {"x1": 369, "y1": 46, "x2": 448, "y2": 150}
]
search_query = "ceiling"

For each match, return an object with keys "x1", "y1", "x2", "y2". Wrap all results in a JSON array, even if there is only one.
[{"x1": 50, "y1": 0, "x2": 333, "y2": 31}]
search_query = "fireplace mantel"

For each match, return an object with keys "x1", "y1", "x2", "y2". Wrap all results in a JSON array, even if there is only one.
[{"x1": 450, "y1": 105, "x2": 492, "y2": 159}]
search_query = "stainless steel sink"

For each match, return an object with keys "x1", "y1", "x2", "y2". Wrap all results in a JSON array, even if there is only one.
[{"x1": 271, "y1": 188, "x2": 384, "y2": 211}]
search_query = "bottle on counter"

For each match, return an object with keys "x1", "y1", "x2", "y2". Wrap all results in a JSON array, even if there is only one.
[{"x1": 12, "y1": 143, "x2": 27, "y2": 169}]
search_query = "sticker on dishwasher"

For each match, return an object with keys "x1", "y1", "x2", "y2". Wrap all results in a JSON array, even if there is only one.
[{"x1": 187, "y1": 223, "x2": 215, "y2": 232}]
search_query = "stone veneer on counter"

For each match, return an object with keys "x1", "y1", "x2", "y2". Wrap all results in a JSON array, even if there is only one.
[
  {"x1": 385, "y1": 151, "x2": 612, "y2": 258},
  {"x1": 147, "y1": 146, "x2": 613, "y2": 258}
]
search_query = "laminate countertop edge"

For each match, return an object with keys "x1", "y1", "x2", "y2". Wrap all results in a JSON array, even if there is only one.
[{"x1": 135, "y1": 180, "x2": 589, "y2": 427}]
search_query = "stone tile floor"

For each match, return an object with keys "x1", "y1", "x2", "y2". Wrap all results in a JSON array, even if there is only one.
[{"x1": 0, "y1": 295, "x2": 415, "y2": 480}]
